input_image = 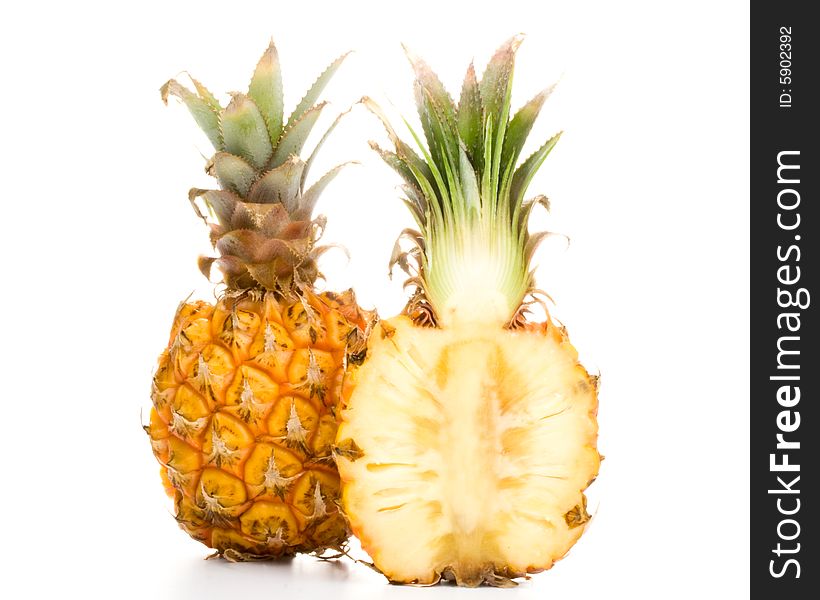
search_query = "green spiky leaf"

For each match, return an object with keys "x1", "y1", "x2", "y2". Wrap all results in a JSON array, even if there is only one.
[
  {"x1": 479, "y1": 35, "x2": 521, "y2": 129},
  {"x1": 414, "y1": 84, "x2": 459, "y2": 185},
  {"x1": 400, "y1": 185, "x2": 427, "y2": 226},
  {"x1": 302, "y1": 108, "x2": 349, "y2": 188},
  {"x1": 406, "y1": 47, "x2": 458, "y2": 169},
  {"x1": 369, "y1": 141, "x2": 418, "y2": 192},
  {"x1": 510, "y1": 132, "x2": 561, "y2": 207},
  {"x1": 160, "y1": 79, "x2": 222, "y2": 150},
  {"x1": 248, "y1": 41, "x2": 284, "y2": 145},
  {"x1": 501, "y1": 85, "x2": 555, "y2": 173},
  {"x1": 190, "y1": 77, "x2": 221, "y2": 112},
  {"x1": 458, "y1": 145, "x2": 480, "y2": 216},
  {"x1": 288, "y1": 52, "x2": 349, "y2": 127},
  {"x1": 362, "y1": 97, "x2": 436, "y2": 196},
  {"x1": 209, "y1": 153, "x2": 256, "y2": 196},
  {"x1": 296, "y1": 161, "x2": 356, "y2": 220},
  {"x1": 405, "y1": 47, "x2": 456, "y2": 125},
  {"x1": 270, "y1": 102, "x2": 327, "y2": 168},
  {"x1": 220, "y1": 94, "x2": 273, "y2": 169},
  {"x1": 248, "y1": 156, "x2": 305, "y2": 210},
  {"x1": 457, "y1": 62, "x2": 483, "y2": 169}
]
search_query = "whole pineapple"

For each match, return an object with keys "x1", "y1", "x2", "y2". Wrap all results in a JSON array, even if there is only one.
[
  {"x1": 147, "y1": 42, "x2": 368, "y2": 560},
  {"x1": 335, "y1": 37, "x2": 600, "y2": 585}
]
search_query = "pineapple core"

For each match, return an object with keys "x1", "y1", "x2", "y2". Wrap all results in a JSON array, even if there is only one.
[{"x1": 336, "y1": 317, "x2": 600, "y2": 586}]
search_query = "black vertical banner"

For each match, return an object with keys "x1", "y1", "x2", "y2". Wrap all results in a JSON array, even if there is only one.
[{"x1": 751, "y1": 4, "x2": 818, "y2": 598}]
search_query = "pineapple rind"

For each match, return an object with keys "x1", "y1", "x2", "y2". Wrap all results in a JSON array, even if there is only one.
[
  {"x1": 150, "y1": 291, "x2": 366, "y2": 557},
  {"x1": 336, "y1": 316, "x2": 600, "y2": 586}
]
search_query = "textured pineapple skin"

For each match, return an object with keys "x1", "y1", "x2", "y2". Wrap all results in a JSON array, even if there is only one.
[
  {"x1": 336, "y1": 316, "x2": 600, "y2": 586},
  {"x1": 148, "y1": 290, "x2": 364, "y2": 558}
]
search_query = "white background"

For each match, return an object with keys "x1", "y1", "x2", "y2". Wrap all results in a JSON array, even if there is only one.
[{"x1": 1, "y1": 1, "x2": 749, "y2": 598}]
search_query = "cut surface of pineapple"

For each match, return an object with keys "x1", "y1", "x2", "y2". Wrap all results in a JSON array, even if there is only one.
[{"x1": 336, "y1": 317, "x2": 599, "y2": 586}]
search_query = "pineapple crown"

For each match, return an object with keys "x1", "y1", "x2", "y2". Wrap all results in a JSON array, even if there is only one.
[
  {"x1": 161, "y1": 41, "x2": 351, "y2": 293},
  {"x1": 366, "y1": 36, "x2": 560, "y2": 328}
]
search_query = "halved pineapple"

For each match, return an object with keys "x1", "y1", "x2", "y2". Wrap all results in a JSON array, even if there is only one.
[{"x1": 335, "y1": 37, "x2": 600, "y2": 586}]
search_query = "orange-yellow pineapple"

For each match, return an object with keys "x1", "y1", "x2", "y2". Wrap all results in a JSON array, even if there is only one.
[{"x1": 147, "y1": 41, "x2": 367, "y2": 560}]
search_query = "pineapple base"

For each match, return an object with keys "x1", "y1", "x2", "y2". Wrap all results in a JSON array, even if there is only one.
[{"x1": 336, "y1": 316, "x2": 600, "y2": 586}]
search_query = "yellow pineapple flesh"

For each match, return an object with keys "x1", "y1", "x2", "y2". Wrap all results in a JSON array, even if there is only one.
[{"x1": 337, "y1": 319, "x2": 598, "y2": 584}]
